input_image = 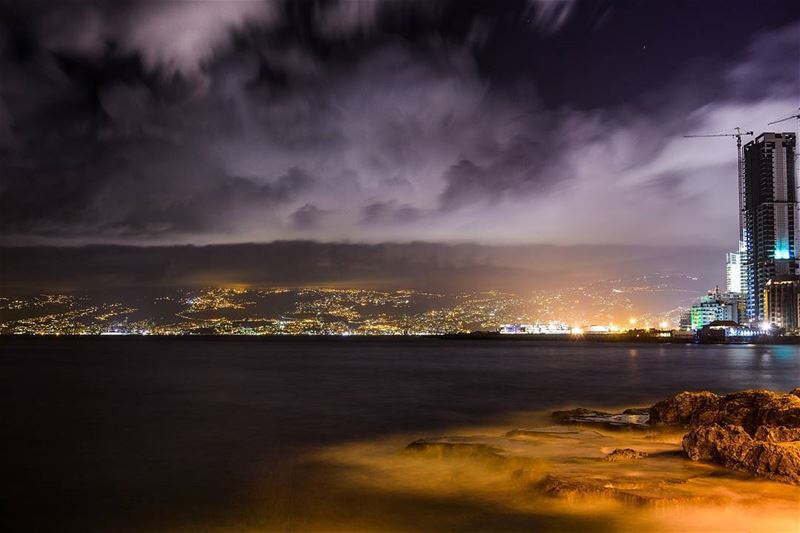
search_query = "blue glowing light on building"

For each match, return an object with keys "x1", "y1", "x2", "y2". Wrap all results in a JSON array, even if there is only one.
[{"x1": 774, "y1": 243, "x2": 791, "y2": 260}]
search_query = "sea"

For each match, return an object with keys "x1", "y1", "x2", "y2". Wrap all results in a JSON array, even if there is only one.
[{"x1": 2, "y1": 338, "x2": 799, "y2": 532}]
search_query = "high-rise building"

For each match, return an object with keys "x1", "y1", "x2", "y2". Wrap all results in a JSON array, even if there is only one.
[
  {"x1": 743, "y1": 132, "x2": 798, "y2": 322},
  {"x1": 726, "y1": 248, "x2": 744, "y2": 294}
]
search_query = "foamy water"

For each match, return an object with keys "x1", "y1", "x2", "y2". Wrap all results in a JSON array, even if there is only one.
[{"x1": 311, "y1": 414, "x2": 800, "y2": 532}]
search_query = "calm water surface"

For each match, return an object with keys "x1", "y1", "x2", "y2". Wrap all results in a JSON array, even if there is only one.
[{"x1": 1, "y1": 338, "x2": 798, "y2": 532}]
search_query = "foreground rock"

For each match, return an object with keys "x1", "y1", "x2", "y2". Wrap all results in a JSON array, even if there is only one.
[
  {"x1": 683, "y1": 424, "x2": 800, "y2": 485},
  {"x1": 648, "y1": 389, "x2": 800, "y2": 432},
  {"x1": 402, "y1": 436, "x2": 535, "y2": 470},
  {"x1": 550, "y1": 388, "x2": 800, "y2": 485},
  {"x1": 646, "y1": 389, "x2": 800, "y2": 485},
  {"x1": 537, "y1": 473, "x2": 723, "y2": 506},
  {"x1": 754, "y1": 425, "x2": 800, "y2": 441},
  {"x1": 604, "y1": 448, "x2": 648, "y2": 461},
  {"x1": 403, "y1": 387, "x2": 800, "y2": 501},
  {"x1": 551, "y1": 408, "x2": 611, "y2": 422},
  {"x1": 405, "y1": 438, "x2": 506, "y2": 460},
  {"x1": 648, "y1": 391, "x2": 722, "y2": 426},
  {"x1": 551, "y1": 408, "x2": 650, "y2": 430}
]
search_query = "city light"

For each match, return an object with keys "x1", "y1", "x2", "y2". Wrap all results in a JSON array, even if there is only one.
[
  {"x1": 4, "y1": 281, "x2": 681, "y2": 336},
  {"x1": 774, "y1": 242, "x2": 791, "y2": 260}
]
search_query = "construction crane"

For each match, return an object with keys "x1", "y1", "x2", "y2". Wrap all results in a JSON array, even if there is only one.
[
  {"x1": 684, "y1": 127, "x2": 754, "y2": 241},
  {"x1": 768, "y1": 107, "x2": 800, "y2": 187},
  {"x1": 768, "y1": 107, "x2": 800, "y2": 126}
]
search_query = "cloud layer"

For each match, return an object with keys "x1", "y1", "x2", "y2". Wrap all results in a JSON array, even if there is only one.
[
  {"x1": 0, "y1": 241, "x2": 726, "y2": 293},
  {"x1": 0, "y1": 0, "x2": 797, "y2": 247}
]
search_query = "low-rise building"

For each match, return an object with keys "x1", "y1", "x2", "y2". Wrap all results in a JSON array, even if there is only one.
[
  {"x1": 689, "y1": 287, "x2": 740, "y2": 331},
  {"x1": 499, "y1": 322, "x2": 570, "y2": 334}
]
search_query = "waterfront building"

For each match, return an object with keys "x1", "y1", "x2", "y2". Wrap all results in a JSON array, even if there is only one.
[
  {"x1": 689, "y1": 287, "x2": 740, "y2": 330},
  {"x1": 499, "y1": 322, "x2": 570, "y2": 334},
  {"x1": 697, "y1": 320, "x2": 767, "y2": 342},
  {"x1": 678, "y1": 310, "x2": 692, "y2": 332},
  {"x1": 743, "y1": 132, "x2": 798, "y2": 321},
  {"x1": 763, "y1": 276, "x2": 800, "y2": 331}
]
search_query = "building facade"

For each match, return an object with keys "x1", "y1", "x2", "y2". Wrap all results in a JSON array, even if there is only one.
[
  {"x1": 763, "y1": 276, "x2": 800, "y2": 331},
  {"x1": 726, "y1": 249, "x2": 744, "y2": 294},
  {"x1": 689, "y1": 288, "x2": 740, "y2": 331},
  {"x1": 743, "y1": 132, "x2": 798, "y2": 321}
]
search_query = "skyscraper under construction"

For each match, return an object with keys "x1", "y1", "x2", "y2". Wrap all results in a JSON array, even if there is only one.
[{"x1": 743, "y1": 132, "x2": 798, "y2": 324}]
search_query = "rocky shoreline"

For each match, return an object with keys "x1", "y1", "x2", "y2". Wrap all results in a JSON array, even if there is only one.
[
  {"x1": 651, "y1": 388, "x2": 800, "y2": 485},
  {"x1": 403, "y1": 388, "x2": 800, "y2": 508}
]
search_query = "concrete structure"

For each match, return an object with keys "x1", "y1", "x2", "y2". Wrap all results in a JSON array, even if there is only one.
[
  {"x1": 679, "y1": 310, "x2": 692, "y2": 332},
  {"x1": 763, "y1": 276, "x2": 800, "y2": 331},
  {"x1": 689, "y1": 287, "x2": 740, "y2": 331},
  {"x1": 726, "y1": 248, "x2": 744, "y2": 294},
  {"x1": 499, "y1": 323, "x2": 570, "y2": 334},
  {"x1": 698, "y1": 320, "x2": 768, "y2": 342},
  {"x1": 743, "y1": 132, "x2": 798, "y2": 321}
]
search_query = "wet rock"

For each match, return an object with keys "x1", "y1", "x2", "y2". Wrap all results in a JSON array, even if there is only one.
[
  {"x1": 537, "y1": 474, "x2": 722, "y2": 506},
  {"x1": 551, "y1": 409, "x2": 650, "y2": 431},
  {"x1": 506, "y1": 426, "x2": 582, "y2": 438},
  {"x1": 604, "y1": 448, "x2": 648, "y2": 461},
  {"x1": 754, "y1": 426, "x2": 800, "y2": 442},
  {"x1": 622, "y1": 407, "x2": 651, "y2": 415},
  {"x1": 551, "y1": 408, "x2": 612, "y2": 423},
  {"x1": 682, "y1": 424, "x2": 800, "y2": 485},
  {"x1": 405, "y1": 438, "x2": 507, "y2": 461},
  {"x1": 648, "y1": 391, "x2": 722, "y2": 426},
  {"x1": 538, "y1": 474, "x2": 649, "y2": 505},
  {"x1": 716, "y1": 390, "x2": 800, "y2": 433},
  {"x1": 650, "y1": 389, "x2": 800, "y2": 484},
  {"x1": 649, "y1": 389, "x2": 800, "y2": 434}
]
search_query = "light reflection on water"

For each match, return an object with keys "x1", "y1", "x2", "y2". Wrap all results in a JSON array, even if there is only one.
[
  {"x1": 311, "y1": 420, "x2": 800, "y2": 533},
  {"x1": 1, "y1": 338, "x2": 799, "y2": 532}
]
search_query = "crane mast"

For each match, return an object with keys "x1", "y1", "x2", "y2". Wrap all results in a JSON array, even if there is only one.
[
  {"x1": 684, "y1": 127, "x2": 753, "y2": 248},
  {"x1": 684, "y1": 127, "x2": 753, "y2": 321}
]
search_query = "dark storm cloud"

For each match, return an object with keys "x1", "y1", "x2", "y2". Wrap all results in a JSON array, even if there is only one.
[
  {"x1": 360, "y1": 201, "x2": 422, "y2": 225},
  {"x1": 0, "y1": 241, "x2": 727, "y2": 294},
  {"x1": 727, "y1": 22, "x2": 800, "y2": 100},
  {"x1": 290, "y1": 203, "x2": 326, "y2": 230},
  {"x1": 0, "y1": 0, "x2": 798, "y2": 247},
  {"x1": 438, "y1": 127, "x2": 564, "y2": 210}
]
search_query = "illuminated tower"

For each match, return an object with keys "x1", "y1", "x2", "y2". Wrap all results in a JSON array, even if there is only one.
[
  {"x1": 743, "y1": 132, "x2": 798, "y2": 321},
  {"x1": 725, "y1": 250, "x2": 744, "y2": 294}
]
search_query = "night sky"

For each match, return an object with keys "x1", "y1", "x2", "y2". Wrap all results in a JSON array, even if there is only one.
[{"x1": 0, "y1": 0, "x2": 798, "y2": 287}]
